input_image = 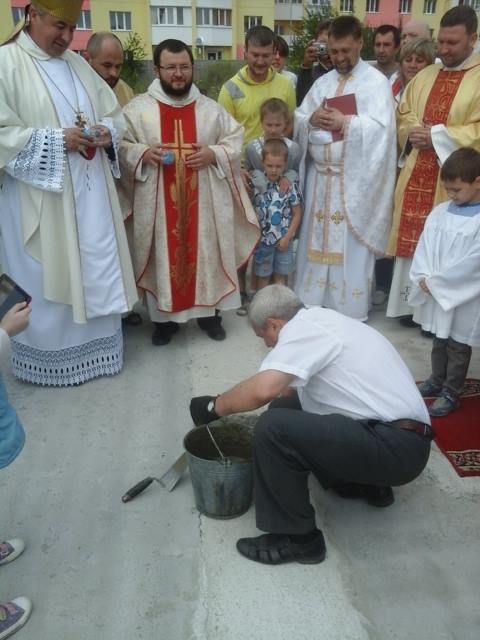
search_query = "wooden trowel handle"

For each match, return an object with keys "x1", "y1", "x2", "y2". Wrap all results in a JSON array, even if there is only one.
[{"x1": 122, "y1": 477, "x2": 154, "y2": 503}]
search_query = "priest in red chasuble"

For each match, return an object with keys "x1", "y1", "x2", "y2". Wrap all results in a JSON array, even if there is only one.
[
  {"x1": 387, "y1": 5, "x2": 480, "y2": 322},
  {"x1": 118, "y1": 40, "x2": 259, "y2": 345}
]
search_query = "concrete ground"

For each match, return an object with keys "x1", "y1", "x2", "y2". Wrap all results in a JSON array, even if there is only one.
[{"x1": 1, "y1": 303, "x2": 479, "y2": 640}]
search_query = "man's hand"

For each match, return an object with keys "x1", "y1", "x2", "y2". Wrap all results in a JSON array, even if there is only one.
[
  {"x1": 310, "y1": 105, "x2": 345, "y2": 132},
  {"x1": 277, "y1": 236, "x2": 290, "y2": 252},
  {"x1": 64, "y1": 127, "x2": 94, "y2": 152},
  {"x1": 408, "y1": 126, "x2": 432, "y2": 150},
  {"x1": 87, "y1": 125, "x2": 112, "y2": 148},
  {"x1": 185, "y1": 144, "x2": 216, "y2": 170},
  {"x1": 190, "y1": 396, "x2": 219, "y2": 426},
  {"x1": 302, "y1": 40, "x2": 319, "y2": 68},
  {"x1": 419, "y1": 278, "x2": 430, "y2": 294},
  {"x1": 0, "y1": 302, "x2": 30, "y2": 337},
  {"x1": 143, "y1": 144, "x2": 169, "y2": 167}
]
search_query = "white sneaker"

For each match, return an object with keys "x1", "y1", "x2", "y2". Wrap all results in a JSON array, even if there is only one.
[
  {"x1": 0, "y1": 598, "x2": 32, "y2": 639},
  {"x1": 0, "y1": 540, "x2": 25, "y2": 566}
]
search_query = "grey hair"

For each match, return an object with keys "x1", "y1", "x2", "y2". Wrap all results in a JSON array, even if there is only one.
[{"x1": 248, "y1": 285, "x2": 304, "y2": 330}]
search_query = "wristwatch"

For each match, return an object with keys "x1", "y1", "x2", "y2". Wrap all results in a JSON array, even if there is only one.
[{"x1": 207, "y1": 398, "x2": 216, "y2": 413}]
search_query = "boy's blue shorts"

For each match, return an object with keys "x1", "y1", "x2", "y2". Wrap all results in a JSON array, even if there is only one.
[{"x1": 254, "y1": 240, "x2": 295, "y2": 277}]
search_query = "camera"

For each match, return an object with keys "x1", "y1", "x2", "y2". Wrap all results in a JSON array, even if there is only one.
[{"x1": 314, "y1": 42, "x2": 328, "y2": 55}]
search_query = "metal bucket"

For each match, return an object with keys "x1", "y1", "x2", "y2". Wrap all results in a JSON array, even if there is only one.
[{"x1": 183, "y1": 416, "x2": 255, "y2": 519}]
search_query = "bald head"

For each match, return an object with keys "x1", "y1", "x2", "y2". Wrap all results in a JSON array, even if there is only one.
[
  {"x1": 401, "y1": 20, "x2": 431, "y2": 45},
  {"x1": 86, "y1": 32, "x2": 125, "y2": 88}
]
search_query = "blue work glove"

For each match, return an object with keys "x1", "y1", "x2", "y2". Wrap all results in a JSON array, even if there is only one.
[{"x1": 190, "y1": 396, "x2": 219, "y2": 426}]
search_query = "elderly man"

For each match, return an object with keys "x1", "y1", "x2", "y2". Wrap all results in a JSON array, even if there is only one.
[
  {"x1": 294, "y1": 16, "x2": 396, "y2": 320},
  {"x1": 85, "y1": 31, "x2": 134, "y2": 107},
  {"x1": 190, "y1": 285, "x2": 433, "y2": 565},
  {"x1": 0, "y1": 1, "x2": 137, "y2": 386},
  {"x1": 401, "y1": 19, "x2": 431, "y2": 45},
  {"x1": 118, "y1": 39, "x2": 259, "y2": 346},
  {"x1": 387, "y1": 5, "x2": 480, "y2": 323}
]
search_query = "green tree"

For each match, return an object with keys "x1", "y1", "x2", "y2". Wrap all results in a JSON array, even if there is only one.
[{"x1": 122, "y1": 32, "x2": 148, "y2": 93}]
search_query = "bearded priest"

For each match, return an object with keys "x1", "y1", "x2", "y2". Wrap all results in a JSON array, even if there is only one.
[
  {"x1": 117, "y1": 39, "x2": 259, "y2": 346},
  {"x1": 0, "y1": 1, "x2": 138, "y2": 386}
]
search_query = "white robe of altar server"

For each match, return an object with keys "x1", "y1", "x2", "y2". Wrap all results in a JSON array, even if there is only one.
[
  {"x1": 294, "y1": 60, "x2": 396, "y2": 320},
  {"x1": 0, "y1": 32, "x2": 137, "y2": 386},
  {"x1": 409, "y1": 201, "x2": 480, "y2": 347}
]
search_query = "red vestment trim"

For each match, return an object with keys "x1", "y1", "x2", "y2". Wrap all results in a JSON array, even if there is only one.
[
  {"x1": 396, "y1": 70, "x2": 466, "y2": 258},
  {"x1": 159, "y1": 101, "x2": 198, "y2": 312}
]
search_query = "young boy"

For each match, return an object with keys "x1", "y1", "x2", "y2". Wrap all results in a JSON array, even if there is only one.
[
  {"x1": 252, "y1": 139, "x2": 302, "y2": 289},
  {"x1": 0, "y1": 301, "x2": 32, "y2": 638},
  {"x1": 409, "y1": 147, "x2": 480, "y2": 417},
  {"x1": 245, "y1": 98, "x2": 302, "y2": 192}
]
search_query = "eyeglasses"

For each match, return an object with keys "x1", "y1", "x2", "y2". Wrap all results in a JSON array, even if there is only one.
[{"x1": 158, "y1": 65, "x2": 192, "y2": 74}]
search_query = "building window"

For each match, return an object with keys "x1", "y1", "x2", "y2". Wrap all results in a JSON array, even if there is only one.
[
  {"x1": 151, "y1": 7, "x2": 184, "y2": 26},
  {"x1": 76, "y1": 10, "x2": 91, "y2": 30},
  {"x1": 274, "y1": 24, "x2": 285, "y2": 35},
  {"x1": 366, "y1": 0, "x2": 379, "y2": 11},
  {"x1": 244, "y1": 16, "x2": 262, "y2": 32},
  {"x1": 110, "y1": 11, "x2": 132, "y2": 31},
  {"x1": 212, "y1": 9, "x2": 231, "y2": 26},
  {"x1": 459, "y1": 0, "x2": 480, "y2": 9},
  {"x1": 423, "y1": 0, "x2": 436, "y2": 14},
  {"x1": 340, "y1": 0, "x2": 354, "y2": 12},
  {"x1": 11, "y1": 7, "x2": 24, "y2": 24},
  {"x1": 308, "y1": 0, "x2": 332, "y2": 6},
  {"x1": 197, "y1": 8, "x2": 232, "y2": 27},
  {"x1": 399, "y1": 0, "x2": 412, "y2": 13}
]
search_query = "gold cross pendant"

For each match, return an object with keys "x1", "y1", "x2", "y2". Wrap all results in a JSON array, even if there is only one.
[{"x1": 75, "y1": 111, "x2": 88, "y2": 129}]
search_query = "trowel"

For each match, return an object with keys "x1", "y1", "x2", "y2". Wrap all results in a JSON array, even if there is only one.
[{"x1": 121, "y1": 452, "x2": 188, "y2": 502}]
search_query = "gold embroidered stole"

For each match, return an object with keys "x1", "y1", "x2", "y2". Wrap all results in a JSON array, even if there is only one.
[
  {"x1": 159, "y1": 101, "x2": 198, "y2": 311},
  {"x1": 396, "y1": 69, "x2": 466, "y2": 257}
]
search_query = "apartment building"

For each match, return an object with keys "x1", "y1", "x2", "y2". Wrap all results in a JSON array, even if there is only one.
[
  {"x1": 1, "y1": 1, "x2": 479, "y2": 59},
  {"x1": 4, "y1": 0, "x2": 152, "y2": 54},
  {"x1": 275, "y1": 0, "x2": 480, "y2": 43}
]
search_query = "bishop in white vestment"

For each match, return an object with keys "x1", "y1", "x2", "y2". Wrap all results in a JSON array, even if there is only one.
[
  {"x1": 294, "y1": 28, "x2": 396, "y2": 320},
  {"x1": 0, "y1": 6, "x2": 137, "y2": 386}
]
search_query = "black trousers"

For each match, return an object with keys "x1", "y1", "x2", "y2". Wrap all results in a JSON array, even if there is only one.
[{"x1": 253, "y1": 397, "x2": 431, "y2": 535}]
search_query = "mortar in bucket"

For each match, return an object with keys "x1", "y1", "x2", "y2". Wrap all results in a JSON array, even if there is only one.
[{"x1": 183, "y1": 414, "x2": 256, "y2": 519}]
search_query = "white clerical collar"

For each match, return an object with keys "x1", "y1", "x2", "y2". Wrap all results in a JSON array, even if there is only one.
[
  {"x1": 18, "y1": 29, "x2": 69, "y2": 61},
  {"x1": 147, "y1": 79, "x2": 201, "y2": 107},
  {"x1": 442, "y1": 51, "x2": 476, "y2": 70}
]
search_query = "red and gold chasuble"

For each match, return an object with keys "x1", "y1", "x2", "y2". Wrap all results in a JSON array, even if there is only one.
[
  {"x1": 159, "y1": 102, "x2": 198, "y2": 311},
  {"x1": 396, "y1": 70, "x2": 465, "y2": 257}
]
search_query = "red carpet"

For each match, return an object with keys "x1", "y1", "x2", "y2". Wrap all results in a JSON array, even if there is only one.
[{"x1": 424, "y1": 379, "x2": 480, "y2": 477}]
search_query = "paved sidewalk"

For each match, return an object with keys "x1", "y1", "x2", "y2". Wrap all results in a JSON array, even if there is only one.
[{"x1": 1, "y1": 306, "x2": 479, "y2": 639}]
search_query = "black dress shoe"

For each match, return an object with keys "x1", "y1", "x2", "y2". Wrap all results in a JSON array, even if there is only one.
[
  {"x1": 236, "y1": 530, "x2": 326, "y2": 565},
  {"x1": 399, "y1": 315, "x2": 419, "y2": 328},
  {"x1": 332, "y1": 483, "x2": 394, "y2": 507},
  {"x1": 421, "y1": 330, "x2": 434, "y2": 338},
  {"x1": 197, "y1": 314, "x2": 226, "y2": 341},
  {"x1": 122, "y1": 312, "x2": 143, "y2": 326},
  {"x1": 151, "y1": 321, "x2": 179, "y2": 346}
]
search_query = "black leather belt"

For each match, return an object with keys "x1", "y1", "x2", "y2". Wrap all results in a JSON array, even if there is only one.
[{"x1": 390, "y1": 418, "x2": 435, "y2": 440}]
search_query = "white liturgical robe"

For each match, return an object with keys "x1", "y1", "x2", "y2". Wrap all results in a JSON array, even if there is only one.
[
  {"x1": 409, "y1": 200, "x2": 480, "y2": 346},
  {"x1": 0, "y1": 31, "x2": 137, "y2": 386},
  {"x1": 294, "y1": 60, "x2": 396, "y2": 320}
]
